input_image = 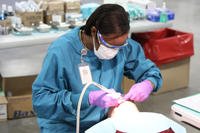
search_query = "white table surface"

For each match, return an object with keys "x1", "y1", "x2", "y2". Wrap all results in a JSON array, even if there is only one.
[{"x1": 0, "y1": 30, "x2": 67, "y2": 50}]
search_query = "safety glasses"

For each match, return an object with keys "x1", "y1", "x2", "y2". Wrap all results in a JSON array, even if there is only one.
[{"x1": 97, "y1": 31, "x2": 128, "y2": 49}]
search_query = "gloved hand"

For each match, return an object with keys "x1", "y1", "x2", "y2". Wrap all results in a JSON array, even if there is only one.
[
  {"x1": 124, "y1": 80, "x2": 153, "y2": 102},
  {"x1": 89, "y1": 90, "x2": 121, "y2": 108}
]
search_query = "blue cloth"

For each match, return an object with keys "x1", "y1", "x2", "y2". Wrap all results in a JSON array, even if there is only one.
[{"x1": 32, "y1": 27, "x2": 162, "y2": 133}]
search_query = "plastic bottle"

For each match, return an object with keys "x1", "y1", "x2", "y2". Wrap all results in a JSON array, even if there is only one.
[
  {"x1": 2, "y1": 4, "x2": 8, "y2": 19},
  {"x1": 0, "y1": 12, "x2": 4, "y2": 20},
  {"x1": 159, "y1": 2, "x2": 168, "y2": 23},
  {"x1": 7, "y1": 5, "x2": 15, "y2": 16},
  {"x1": 0, "y1": 5, "x2": 5, "y2": 20}
]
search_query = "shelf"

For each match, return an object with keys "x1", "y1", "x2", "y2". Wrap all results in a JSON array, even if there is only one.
[
  {"x1": 0, "y1": 20, "x2": 173, "y2": 50},
  {"x1": 130, "y1": 20, "x2": 173, "y2": 33},
  {"x1": 0, "y1": 30, "x2": 67, "y2": 50}
]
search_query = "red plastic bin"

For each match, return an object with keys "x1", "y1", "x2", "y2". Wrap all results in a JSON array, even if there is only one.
[{"x1": 131, "y1": 28, "x2": 194, "y2": 66}]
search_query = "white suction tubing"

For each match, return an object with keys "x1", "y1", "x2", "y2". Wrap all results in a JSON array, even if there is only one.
[{"x1": 76, "y1": 81, "x2": 111, "y2": 133}]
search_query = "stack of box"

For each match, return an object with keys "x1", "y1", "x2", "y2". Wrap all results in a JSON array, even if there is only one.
[
  {"x1": 64, "y1": 1, "x2": 80, "y2": 13},
  {"x1": 43, "y1": 1, "x2": 65, "y2": 24},
  {"x1": 0, "y1": 75, "x2": 36, "y2": 119},
  {"x1": 156, "y1": 58, "x2": 190, "y2": 94},
  {"x1": 16, "y1": 11, "x2": 44, "y2": 27},
  {"x1": 0, "y1": 91, "x2": 8, "y2": 121},
  {"x1": 0, "y1": 19, "x2": 12, "y2": 27},
  {"x1": 0, "y1": 19, "x2": 12, "y2": 35},
  {"x1": 14, "y1": 0, "x2": 44, "y2": 27}
]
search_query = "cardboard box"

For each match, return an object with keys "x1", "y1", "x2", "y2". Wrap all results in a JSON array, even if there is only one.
[
  {"x1": 122, "y1": 58, "x2": 190, "y2": 94},
  {"x1": 155, "y1": 58, "x2": 190, "y2": 94},
  {"x1": 64, "y1": 1, "x2": 80, "y2": 13},
  {"x1": 0, "y1": 96, "x2": 8, "y2": 120},
  {"x1": 7, "y1": 95, "x2": 34, "y2": 119},
  {"x1": 16, "y1": 11, "x2": 44, "y2": 27},
  {"x1": 45, "y1": 1, "x2": 65, "y2": 14},
  {"x1": 122, "y1": 76, "x2": 135, "y2": 94},
  {"x1": 1, "y1": 75, "x2": 37, "y2": 119},
  {"x1": 2, "y1": 76, "x2": 36, "y2": 96},
  {"x1": 44, "y1": 13, "x2": 65, "y2": 24},
  {"x1": 0, "y1": 19, "x2": 12, "y2": 27},
  {"x1": 65, "y1": 8, "x2": 80, "y2": 13}
]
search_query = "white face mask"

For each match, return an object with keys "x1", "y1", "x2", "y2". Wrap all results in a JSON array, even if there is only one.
[{"x1": 92, "y1": 37, "x2": 119, "y2": 60}]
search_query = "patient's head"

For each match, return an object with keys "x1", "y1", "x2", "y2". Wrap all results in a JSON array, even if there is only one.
[{"x1": 108, "y1": 101, "x2": 139, "y2": 118}]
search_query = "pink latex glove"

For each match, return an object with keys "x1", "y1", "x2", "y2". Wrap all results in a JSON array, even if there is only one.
[
  {"x1": 124, "y1": 80, "x2": 153, "y2": 102},
  {"x1": 89, "y1": 90, "x2": 121, "y2": 108}
]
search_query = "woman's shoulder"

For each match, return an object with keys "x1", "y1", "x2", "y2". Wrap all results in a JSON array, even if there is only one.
[{"x1": 122, "y1": 38, "x2": 142, "y2": 52}]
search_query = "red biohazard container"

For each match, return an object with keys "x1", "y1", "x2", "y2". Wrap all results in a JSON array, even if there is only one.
[{"x1": 131, "y1": 28, "x2": 194, "y2": 66}]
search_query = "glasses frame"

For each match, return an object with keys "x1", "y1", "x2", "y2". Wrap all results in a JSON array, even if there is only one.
[{"x1": 97, "y1": 31, "x2": 128, "y2": 49}]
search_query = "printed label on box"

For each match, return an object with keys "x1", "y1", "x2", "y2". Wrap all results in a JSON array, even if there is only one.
[{"x1": 0, "y1": 104, "x2": 7, "y2": 120}]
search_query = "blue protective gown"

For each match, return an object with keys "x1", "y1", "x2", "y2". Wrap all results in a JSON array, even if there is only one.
[{"x1": 32, "y1": 27, "x2": 162, "y2": 133}]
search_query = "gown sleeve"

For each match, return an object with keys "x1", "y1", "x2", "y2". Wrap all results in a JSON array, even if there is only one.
[
  {"x1": 123, "y1": 39, "x2": 163, "y2": 92},
  {"x1": 32, "y1": 47, "x2": 90, "y2": 121}
]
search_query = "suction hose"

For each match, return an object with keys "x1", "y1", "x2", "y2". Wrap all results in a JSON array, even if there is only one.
[{"x1": 76, "y1": 81, "x2": 113, "y2": 133}]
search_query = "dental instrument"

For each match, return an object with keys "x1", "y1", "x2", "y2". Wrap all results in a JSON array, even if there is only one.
[{"x1": 76, "y1": 81, "x2": 122, "y2": 133}]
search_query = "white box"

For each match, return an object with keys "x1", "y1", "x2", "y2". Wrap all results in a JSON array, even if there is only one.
[{"x1": 0, "y1": 96, "x2": 8, "y2": 120}]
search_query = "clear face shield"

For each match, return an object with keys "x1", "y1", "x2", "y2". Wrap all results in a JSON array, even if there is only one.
[
  {"x1": 92, "y1": 31, "x2": 128, "y2": 60},
  {"x1": 97, "y1": 31, "x2": 128, "y2": 49}
]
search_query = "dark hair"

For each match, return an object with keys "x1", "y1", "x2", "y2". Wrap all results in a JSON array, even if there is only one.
[{"x1": 82, "y1": 4, "x2": 130, "y2": 36}]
